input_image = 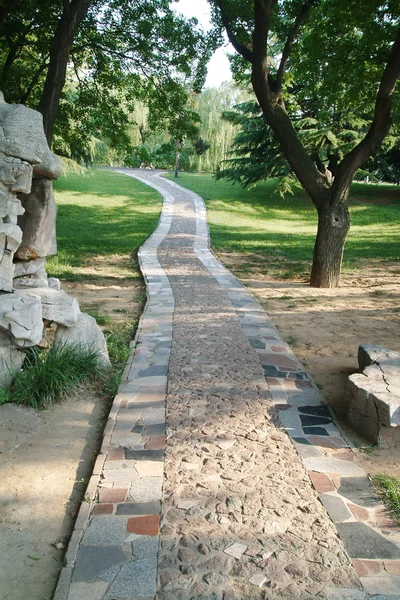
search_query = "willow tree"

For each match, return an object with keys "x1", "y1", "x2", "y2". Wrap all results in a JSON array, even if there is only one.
[{"x1": 210, "y1": 0, "x2": 400, "y2": 287}]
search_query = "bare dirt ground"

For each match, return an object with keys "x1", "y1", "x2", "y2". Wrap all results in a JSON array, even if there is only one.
[
  {"x1": 0, "y1": 276, "x2": 142, "y2": 600},
  {"x1": 219, "y1": 253, "x2": 400, "y2": 479}
]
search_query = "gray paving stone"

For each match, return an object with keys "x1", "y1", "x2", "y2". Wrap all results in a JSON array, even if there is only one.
[
  {"x1": 116, "y1": 501, "x2": 161, "y2": 515},
  {"x1": 338, "y1": 477, "x2": 381, "y2": 507},
  {"x1": 107, "y1": 556, "x2": 157, "y2": 597},
  {"x1": 68, "y1": 581, "x2": 109, "y2": 600},
  {"x1": 81, "y1": 517, "x2": 127, "y2": 547},
  {"x1": 132, "y1": 535, "x2": 159, "y2": 559},
  {"x1": 72, "y1": 546, "x2": 128, "y2": 582},
  {"x1": 336, "y1": 522, "x2": 400, "y2": 559},
  {"x1": 319, "y1": 494, "x2": 352, "y2": 522},
  {"x1": 129, "y1": 475, "x2": 163, "y2": 502},
  {"x1": 303, "y1": 457, "x2": 365, "y2": 477}
]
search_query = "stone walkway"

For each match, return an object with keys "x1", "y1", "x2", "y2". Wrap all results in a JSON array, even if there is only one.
[{"x1": 55, "y1": 170, "x2": 400, "y2": 600}]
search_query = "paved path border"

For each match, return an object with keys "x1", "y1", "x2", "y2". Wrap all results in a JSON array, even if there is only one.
[{"x1": 55, "y1": 170, "x2": 400, "y2": 600}]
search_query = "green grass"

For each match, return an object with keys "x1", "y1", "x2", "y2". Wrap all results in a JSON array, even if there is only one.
[
  {"x1": 48, "y1": 169, "x2": 161, "y2": 280},
  {"x1": 371, "y1": 474, "x2": 400, "y2": 522},
  {"x1": 1, "y1": 344, "x2": 105, "y2": 409},
  {"x1": 167, "y1": 173, "x2": 400, "y2": 278}
]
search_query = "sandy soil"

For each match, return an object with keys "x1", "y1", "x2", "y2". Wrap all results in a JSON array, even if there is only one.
[
  {"x1": 219, "y1": 253, "x2": 400, "y2": 479},
  {"x1": 0, "y1": 278, "x2": 142, "y2": 600}
]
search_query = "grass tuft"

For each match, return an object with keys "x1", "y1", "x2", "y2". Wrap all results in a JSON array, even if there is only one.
[
  {"x1": 371, "y1": 474, "x2": 400, "y2": 522},
  {"x1": 8, "y1": 343, "x2": 104, "y2": 410}
]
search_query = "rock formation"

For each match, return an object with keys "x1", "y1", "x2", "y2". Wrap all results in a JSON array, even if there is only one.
[{"x1": 0, "y1": 93, "x2": 110, "y2": 388}]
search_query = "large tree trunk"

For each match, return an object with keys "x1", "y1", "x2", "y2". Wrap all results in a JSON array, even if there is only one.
[
  {"x1": 38, "y1": 0, "x2": 91, "y2": 146},
  {"x1": 310, "y1": 201, "x2": 350, "y2": 288}
]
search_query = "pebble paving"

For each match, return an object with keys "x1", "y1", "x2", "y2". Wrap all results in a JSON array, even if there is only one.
[{"x1": 55, "y1": 170, "x2": 400, "y2": 600}]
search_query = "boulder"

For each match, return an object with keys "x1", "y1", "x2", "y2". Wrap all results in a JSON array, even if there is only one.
[
  {"x1": 55, "y1": 312, "x2": 111, "y2": 367},
  {"x1": 0, "y1": 331, "x2": 25, "y2": 388},
  {"x1": 16, "y1": 287, "x2": 80, "y2": 327},
  {"x1": 0, "y1": 94, "x2": 62, "y2": 180},
  {"x1": 16, "y1": 177, "x2": 57, "y2": 260},
  {"x1": 0, "y1": 292, "x2": 43, "y2": 347},
  {"x1": 347, "y1": 344, "x2": 400, "y2": 443}
]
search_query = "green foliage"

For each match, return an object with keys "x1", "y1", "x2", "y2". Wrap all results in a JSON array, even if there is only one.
[
  {"x1": 4, "y1": 343, "x2": 104, "y2": 410},
  {"x1": 372, "y1": 474, "x2": 400, "y2": 522},
  {"x1": 0, "y1": 0, "x2": 215, "y2": 164},
  {"x1": 99, "y1": 319, "x2": 137, "y2": 397}
]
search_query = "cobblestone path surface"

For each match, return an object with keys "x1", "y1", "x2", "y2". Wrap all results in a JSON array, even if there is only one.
[{"x1": 55, "y1": 170, "x2": 400, "y2": 600}]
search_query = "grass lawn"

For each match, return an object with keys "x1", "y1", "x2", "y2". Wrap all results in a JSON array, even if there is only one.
[
  {"x1": 48, "y1": 168, "x2": 162, "y2": 281},
  {"x1": 167, "y1": 173, "x2": 400, "y2": 279}
]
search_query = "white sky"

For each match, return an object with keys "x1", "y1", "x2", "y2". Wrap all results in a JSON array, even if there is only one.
[{"x1": 172, "y1": 0, "x2": 233, "y2": 88}]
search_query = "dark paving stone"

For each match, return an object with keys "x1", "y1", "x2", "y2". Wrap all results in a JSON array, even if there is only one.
[
  {"x1": 249, "y1": 338, "x2": 266, "y2": 350},
  {"x1": 72, "y1": 546, "x2": 127, "y2": 582},
  {"x1": 293, "y1": 437, "x2": 312, "y2": 445},
  {"x1": 336, "y1": 522, "x2": 400, "y2": 558},
  {"x1": 320, "y1": 494, "x2": 352, "y2": 523},
  {"x1": 131, "y1": 425, "x2": 145, "y2": 434},
  {"x1": 298, "y1": 405, "x2": 331, "y2": 417},
  {"x1": 144, "y1": 423, "x2": 166, "y2": 436},
  {"x1": 125, "y1": 449, "x2": 164, "y2": 461},
  {"x1": 262, "y1": 366, "x2": 278, "y2": 376},
  {"x1": 300, "y1": 415, "x2": 332, "y2": 427},
  {"x1": 303, "y1": 427, "x2": 329, "y2": 436},
  {"x1": 287, "y1": 372, "x2": 308, "y2": 380},
  {"x1": 138, "y1": 365, "x2": 168, "y2": 378},
  {"x1": 338, "y1": 477, "x2": 381, "y2": 508},
  {"x1": 116, "y1": 501, "x2": 161, "y2": 515}
]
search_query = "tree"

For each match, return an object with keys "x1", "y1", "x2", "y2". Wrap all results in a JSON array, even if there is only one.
[
  {"x1": 0, "y1": 0, "x2": 213, "y2": 150},
  {"x1": 209, "y1": 0, "x2": 400, "y2": 287}
]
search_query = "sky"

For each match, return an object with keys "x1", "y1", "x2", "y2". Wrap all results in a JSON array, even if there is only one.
[{"x1": 172, "y1": 0, "x2": 233, "y2": 88}]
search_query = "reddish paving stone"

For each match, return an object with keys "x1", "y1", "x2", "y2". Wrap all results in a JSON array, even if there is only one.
[
  {"x1": 352, "y1": 559, "x2": 383, "y2": 577},
  {"x1": 384, "y1": 560, "x2": 400, "y2": 575},
  {"x1": 127, "y1": 514, "x2": 160, "y2": 536},
  {"x1": 308, "y1": 436, "x2": 344, "y2": 450},
  {"x1": 333, "y1": 450, "x2": 355, "y2": 462},
  {"x1": 308, "y1": 472, "x2": 335, "y2": 493},
  {"x1": 275, "y1": 404, "x2": 291, "y2": 411},
  {"x1": 258, "y1": 353, "x2": 298, "y2": 369},
  {"x1": 98, "y1": 488, "x2": 128, "y2": 503},
  {"x1": 119, "y1": 400, "x2": 128, "y2": 409},
  {"x1": 108, "y1": 447, "x2": 125, "y2": 461},
  {"x1": 295, "y1": 380, "x2": 313, "y2": 389},
  {"x1": 266, "y1": 377, "x2": 281, "y2": 386},
  {"x1": 92, "y1": 503, "x2": 114, "y2": 515},
  {"x1": 330, "y1": 474, "x2": 342, "y2": 489},
  {"x1": 348, "y1": 503, "x2": 370, "y2": 522},
  {"x1": 145, "y1": 436, "x2": 166, "y2": 450}
]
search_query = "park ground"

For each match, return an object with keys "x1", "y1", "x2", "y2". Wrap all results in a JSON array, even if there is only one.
[{"x1": 0, "y1": 168, "x2": 399, "y2": 599}]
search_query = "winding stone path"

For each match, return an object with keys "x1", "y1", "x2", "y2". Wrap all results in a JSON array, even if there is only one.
[{"x1": 55, "y1": 170, "x2": 400, "y2": 600}]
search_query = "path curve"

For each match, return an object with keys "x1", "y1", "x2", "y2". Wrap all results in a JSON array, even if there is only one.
[{"x1": 55, "y1": 170, "x2": 400, "y2": 600}]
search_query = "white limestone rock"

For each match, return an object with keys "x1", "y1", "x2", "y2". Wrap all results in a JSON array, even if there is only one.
[
  {"x1": 16, "y1": 287, "x2": 80, "y2": 327},
  {"x1": 0, "y1": 293, "x2": 43, "y2": 347},
  {"x1": 55, "y1": 312, "x2": 111, "y2": 367},
  {"x1": 0, "y1": 96, "x2": 62, "y2": 180},
  {"x1": 0, "y1": 331, "x2": 25, "y2": 388},
  {"x1": 14, "y1": 257, "x2": 46, "y2": 278}
]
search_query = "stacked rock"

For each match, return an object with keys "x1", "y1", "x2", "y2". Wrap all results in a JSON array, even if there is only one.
[{"x1": 0, "y1": 93, "x2": 110, "y2": 389}]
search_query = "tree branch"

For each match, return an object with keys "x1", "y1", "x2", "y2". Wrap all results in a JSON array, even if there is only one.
[
  {"x1": 333, "y1": 26, "x2": 400, "y2": 200},
  {"x1": 214, "y1": 0, "x2": 253, "y2": 62},
  {"x1": 276, "y1": 0, "x2": 315, "y2": 91}
]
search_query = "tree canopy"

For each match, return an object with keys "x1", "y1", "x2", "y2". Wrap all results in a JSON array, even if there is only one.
[{"x1": 208, "y1": 0, "x2": 400, "y2": 287}]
